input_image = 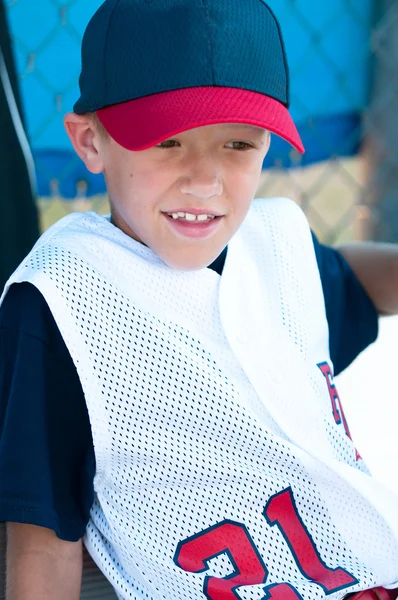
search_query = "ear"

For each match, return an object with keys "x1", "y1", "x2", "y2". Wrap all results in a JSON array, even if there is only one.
[{"x1": 63, "y1": 113, "x2": 104, "y2": 175}]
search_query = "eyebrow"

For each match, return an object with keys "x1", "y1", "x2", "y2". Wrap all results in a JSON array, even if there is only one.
[{"x1": 227, "y1": 125, "x2": 267, "y2": 135}]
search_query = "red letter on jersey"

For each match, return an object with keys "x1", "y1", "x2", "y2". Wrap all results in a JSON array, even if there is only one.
[
  {"x1": 318, "y1": 361, "x2": 361, "y2": 460},
  {"x1": 264, "y1": 488, "x2": 358, "y2": 594}
]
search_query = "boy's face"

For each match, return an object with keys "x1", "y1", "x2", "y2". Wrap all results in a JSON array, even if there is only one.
[{"x1": 66, "y1": 117, "x2": 270, "y2": 270}]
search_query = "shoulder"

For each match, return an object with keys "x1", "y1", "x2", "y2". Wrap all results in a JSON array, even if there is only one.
[
  {"x1": 310, "y1": 233, "x2": 378, "y2": 374},
  {"x1": 6, "y1": 212, "x2": 104, "y2": 271},
  {"x1": 1, "y1": 282, "x2": 48, "y2": 330},
  {"x1": 0, "y1": 282, "x2": 71, "y2": 363},
  {"x1": 249, "y1": 197, "x2": 311, "y2": 239},
  {"x1": 244, "y1": 198, "x2": 314, "y2": 261},
  {"x1": 250, "y1": 197, "x2": 306, "y2": 220}
]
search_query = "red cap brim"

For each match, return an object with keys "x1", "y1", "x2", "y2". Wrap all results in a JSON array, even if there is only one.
[{"x1": 96, "y1": 87, "x2": 304, "y2": 154}]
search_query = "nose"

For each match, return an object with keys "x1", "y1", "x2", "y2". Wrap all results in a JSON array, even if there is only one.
[{"x1": 177, "y1": 155, "x2": 223, "y2": 199}]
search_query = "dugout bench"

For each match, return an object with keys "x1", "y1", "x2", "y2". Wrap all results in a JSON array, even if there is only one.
[{"x1": 0, "y1": 523, "x2": 117, "y2": 598}]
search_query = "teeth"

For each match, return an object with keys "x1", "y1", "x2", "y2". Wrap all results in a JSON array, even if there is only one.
[{"x1": 168, "y1": 212, "x2": 217, "y2": 222}]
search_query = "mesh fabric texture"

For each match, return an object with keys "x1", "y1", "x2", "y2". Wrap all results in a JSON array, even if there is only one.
[{"x1": 3, "y1": 198, "x2": 398, "y2": 600}]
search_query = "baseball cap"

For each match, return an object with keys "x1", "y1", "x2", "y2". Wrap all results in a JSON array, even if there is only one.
[{"x1": 74, "y1": 0, "x2": 304, "y2": 154}]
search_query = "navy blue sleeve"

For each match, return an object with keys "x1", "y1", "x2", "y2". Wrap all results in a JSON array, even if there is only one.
[
  {"x1": 0, "y1": 282, "x2": 95, "y2": 542},
  {"x1": 312, "y1": 233, "x2": 379, "y2": 376}
]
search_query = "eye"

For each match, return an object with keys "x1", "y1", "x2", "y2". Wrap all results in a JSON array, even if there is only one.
[
  {"x1": 157, "y1": 139, "x2": 180, "y2": 148},
  {"x1": 226, "y1": 141, "x2": 255, "y2": 151}
]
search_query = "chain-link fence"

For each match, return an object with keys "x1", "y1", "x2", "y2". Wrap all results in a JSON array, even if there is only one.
[{"x1": 4, "y1": 0, "x2": 398, "y2": 244}]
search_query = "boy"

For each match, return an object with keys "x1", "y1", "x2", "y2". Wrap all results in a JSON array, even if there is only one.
[{"x1": 2, "y1": 1, "x2": 398, "y2": 599}]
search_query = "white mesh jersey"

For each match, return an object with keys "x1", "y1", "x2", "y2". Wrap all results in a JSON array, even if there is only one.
[{"x1": 3, "y1": 197, "x2": 398, "y2": 600}]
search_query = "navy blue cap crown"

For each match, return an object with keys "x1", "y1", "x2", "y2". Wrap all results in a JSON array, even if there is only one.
[{"x1": 74, "y1": 0, "x2": 290, "y2": 115}]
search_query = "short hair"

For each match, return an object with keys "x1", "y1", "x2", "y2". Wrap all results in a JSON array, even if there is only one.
[{"x1": 86, "y1": 112, "x2": 109, "y2": 140}]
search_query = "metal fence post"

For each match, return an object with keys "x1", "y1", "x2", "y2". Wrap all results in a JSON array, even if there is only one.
[{"x1": 363, "y1": 0, "x2": 398, "y2": 242}]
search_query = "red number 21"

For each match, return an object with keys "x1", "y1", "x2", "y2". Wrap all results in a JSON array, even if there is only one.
[{"x1": 174, "y1": 488, "x2": 357, "y2": 599}]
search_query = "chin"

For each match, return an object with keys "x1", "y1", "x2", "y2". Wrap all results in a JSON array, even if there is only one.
[{"x1": 161, "y1": 251, "x2": 219, "y2": 272}]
